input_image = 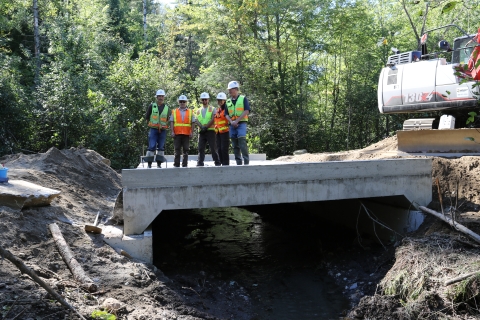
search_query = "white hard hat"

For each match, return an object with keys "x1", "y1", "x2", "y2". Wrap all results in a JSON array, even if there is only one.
[
  {"x1": 227, "y1": 81, "x2": 239, "y2": 90},
  {"x1": 200, "y1": 92, "x2": 210, "y2": 99},
  {"x1": 216, "y1": 92, "x2": 227, "y2": 100},
  {"x1": 178, "y1": 95, "x2": 188, "y2": 101},
  {"x1": 156, "y1": 89, "x2": 165, "y2": 96}
]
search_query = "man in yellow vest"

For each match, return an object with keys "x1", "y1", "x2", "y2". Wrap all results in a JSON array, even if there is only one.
[
  {"x1": 225, "y1": 81, "x2": 250, "y2": 165},
  {"x1": 170, "y1": 95, "x2": 195, "y2": 167},
  {"x1": 145, "y1": 89, "x2": 171, "y2": 168},
  {"x1": 195, "y1": 92, "x2": 221, "y2": 166}
]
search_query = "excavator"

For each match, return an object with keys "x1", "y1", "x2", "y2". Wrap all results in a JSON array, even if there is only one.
[{"x1": 378, "y1": 24, "x2": 480, "y2": 153}]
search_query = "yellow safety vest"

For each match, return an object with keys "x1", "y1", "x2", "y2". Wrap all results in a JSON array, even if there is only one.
[
  {"x1": 226, "y1": 95, "x2": 248, "y2": 122},
  {"x1": 195, "y1": 106, "x2": 215, "y2": 131},
  {"x1": 148, "y1": 103, "x2": 169, "y2": 129}
]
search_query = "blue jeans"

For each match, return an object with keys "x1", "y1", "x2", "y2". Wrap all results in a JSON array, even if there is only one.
[
  {"x1": 148, "y1": 128, "x2": 167, "y2": 151},
  {"x1": 229, "y1": 121, "x2": 247, "y2": 139}
]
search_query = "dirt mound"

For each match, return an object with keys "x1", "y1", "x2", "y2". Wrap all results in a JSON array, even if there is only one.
[
  {"x1": 274, "y1": 135, "x2": 400, "y2": 162},
  {"x1": 349, "y1": 233, "x2": 480, "y2": 319},
  {"x1": 433, "y1": 157, "x2": 480, "y2": 210},
  {"x1": 3, "y1": 147, "x2": 119, "y2": 194}
]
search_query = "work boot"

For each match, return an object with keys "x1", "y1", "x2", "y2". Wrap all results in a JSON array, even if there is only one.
[
  {"x1": 146, "y1": 150, "x2": 155, "y2": 168},
  {"x1": 156, "y1": 150, "x2": 165, "y2": 168},
  {"x1": 231, "y1": 138, "x2": 242, "y2": 165},
  {"x1": 238, "y1": 137, "x2": 249, "y2": 165}
]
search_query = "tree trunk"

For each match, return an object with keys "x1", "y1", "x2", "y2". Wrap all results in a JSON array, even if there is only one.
[
  {"x1": 419, "y1": 206, "x2": 480, "y2": 244},
  {"x1": 143, "y1": 0, "x2": 147, "y2": 44},
  {"x1": 33, "y1": 0, "x2": 40, "y2": 85},
  {"x1": 48, "y1": 223, "x2": 98, "y2": 292},
  {"x1": 0, "y1": 245, "x2": 86, "y2": 320}
]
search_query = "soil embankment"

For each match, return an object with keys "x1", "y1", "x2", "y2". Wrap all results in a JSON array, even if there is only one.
[{"x1": 1, "y1": 136, "x2": 480, "y2": 319}]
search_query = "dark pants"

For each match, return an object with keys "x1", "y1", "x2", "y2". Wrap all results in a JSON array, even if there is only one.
[
  {"x1": 174, "y1": 135, "x2": 190, "y2": 167},
  {"x1": 197, "y1": 130, "x2": 220, "y2": 166},
  {"x1": 216, "y1": 132, "x2": 230, "y2": 166}
]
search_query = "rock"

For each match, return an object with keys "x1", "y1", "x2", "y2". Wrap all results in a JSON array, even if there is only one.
[
  {"x1": 0, "y1": 180, "x2": 61, "y2": 209},
  {"x1": 349, "y1": 283, "x2": 358, "y2": 290},
  {"x1": 293, "y1": 149, "x2": 308, "y2": 155},
  {"x1": 101, "y1": 158, "x2": 111, "y2": 167},
  {"x1": 102, "y1": 297, "x2": 122, "y2": 312},
  {"x1": 0, "y1": 283, "x2": 5, "y2": 288}
]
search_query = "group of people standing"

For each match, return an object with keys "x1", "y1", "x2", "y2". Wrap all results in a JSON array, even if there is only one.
[{"x1": 144, "y1": 81, "x2": 250, "y2": 168}]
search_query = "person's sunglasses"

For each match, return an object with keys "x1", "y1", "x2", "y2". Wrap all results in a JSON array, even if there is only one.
[
  {"x1": 179, "y1": 101, "x2": 186, "y2": 103},
  {"x1": 201, "y1": 99, "x2": 208, "y2": 101}
]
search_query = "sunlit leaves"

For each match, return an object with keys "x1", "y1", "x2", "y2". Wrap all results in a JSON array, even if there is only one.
[{"x1": 441, "y1": 2, "x2": 457, "y2": 14}]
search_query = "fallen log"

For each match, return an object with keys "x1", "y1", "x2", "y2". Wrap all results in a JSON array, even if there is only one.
[
  {"x1": 48, "y1": 223, "x2": 97, "y2": 292},
  {"x1": 419, "y1": 206, "x2": 480, "y2": 244},
  {"x1": 445, "y1": 271, "x2": 480, "y2": 286},
  {"x1": 0, "y1": 245, "x2": 86, "y2": 320}
]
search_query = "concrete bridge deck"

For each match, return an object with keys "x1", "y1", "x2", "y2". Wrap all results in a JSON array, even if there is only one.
[
  {"x1": 123, "y1": 158, "x2": 432, "y2": 234},
  {"x1": 104, "y1": 158, "x2": 432, "y2": 262}
]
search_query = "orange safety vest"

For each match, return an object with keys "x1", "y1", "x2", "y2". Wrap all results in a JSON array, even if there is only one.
[
  {"x1": 173, "y1": 108, "x2": 192, "y2": 135},
  {"x1": 214, "y1": 107, "x2": 229, "y2": 133}
]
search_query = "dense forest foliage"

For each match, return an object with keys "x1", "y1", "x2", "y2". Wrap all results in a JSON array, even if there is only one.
[{"x1": 1, "y1": 0, "x2": 479, "y2": 168}]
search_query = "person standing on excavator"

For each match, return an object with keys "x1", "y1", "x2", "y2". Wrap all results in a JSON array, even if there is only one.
[
  {"x1": 214, "y1": 92, "x2": 230, "y2": 166},
  {"x1": 195, "y1": 92, "x2": 221, "y2": 167},
  {"x1": 225, "y1": 81, "x2": 250, "y2": 165},
  {"x1": 145, "y1": 89, "x2": 170, "y2": 168},
  {"x1": 170, "y1": 95, "x2": 195, "y2": 167}
]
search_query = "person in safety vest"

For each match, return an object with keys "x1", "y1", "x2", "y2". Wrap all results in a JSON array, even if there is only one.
[
  {"x1": 214, "y1": 92, "x2": 230, "y2": 166},
  {"x1": 170, "y1": 95, "x2": 195, "y2": 167},
  {"x1": 144, "y1": 89, "x2": 171, "y2": 168},
  {"x1": 226, "y1": 81, "x2": 250, "y2": 165},
  {"x1": 195, "y1": 92, "x2": 221, "y2": 166}
]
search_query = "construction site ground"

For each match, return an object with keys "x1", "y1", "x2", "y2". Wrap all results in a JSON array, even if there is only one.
[{"x1": 2, "y1": 135, "x2": 480, "y2": 319}]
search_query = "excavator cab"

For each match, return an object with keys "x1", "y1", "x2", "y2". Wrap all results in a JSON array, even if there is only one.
[
  {"x1": 378, "y1": 24, "x2": 479, "y2": 117},
  {"x1": 452, "y1": 36, "x2": 475, "y2": 64}
]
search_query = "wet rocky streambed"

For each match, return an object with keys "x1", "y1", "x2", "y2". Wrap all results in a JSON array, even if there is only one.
[{"x1": 152, "y1": 202, "x2": 399, "y2": 319}]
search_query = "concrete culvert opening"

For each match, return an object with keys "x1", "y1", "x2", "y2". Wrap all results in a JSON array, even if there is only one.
[{"x1": 152, "y1": 199, "x2": 424, "y2": 319}]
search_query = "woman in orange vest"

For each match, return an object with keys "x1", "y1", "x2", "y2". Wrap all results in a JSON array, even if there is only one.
[
  {"x1": 170, "y1": 95, "x2": 195, "y2": 167},
  {"x1": 214, "y1": 92, "x2": 230, "y2": 166}
]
